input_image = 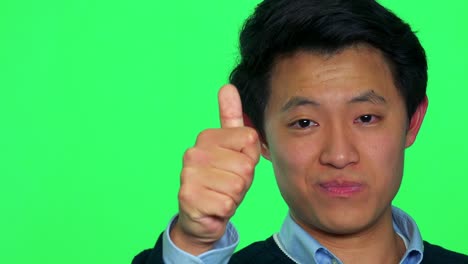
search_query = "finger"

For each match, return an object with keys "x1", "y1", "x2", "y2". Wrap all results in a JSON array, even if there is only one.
[
  {"x1": 218, "y1": 84, "x2": 244, "y2": 128},
  {"x1": 179, "y1": 183, "x2": 237, "y2": 220},
  {"x1": 183, "y1": 147, "x2": 257, "y2": 182},
  {"x1": 196, "y1": 191, "x2": 237, "y2": 219},
  {"x1": 195, "y1": 128, "x2": 261, "y2": 164},
  {"x1": 203, "y1": 169, "x2": 251, "y2": 206},
  {"x1": 181, "y1": 166, "x2": 251, "y2": 206}
]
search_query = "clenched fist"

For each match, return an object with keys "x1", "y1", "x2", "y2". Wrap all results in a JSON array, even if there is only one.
[{"x1": 170, "y1": 84, "x2": 261, "y2": 255}]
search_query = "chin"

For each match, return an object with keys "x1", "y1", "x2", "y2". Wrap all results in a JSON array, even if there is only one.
[
  {"x1": 318, "y1": 219, "x2": 373, "y2": 236},
  {"x1": 293, "y1": 206, "x2": 382, "y2": 237},
  {"x1": 310, "y1": 206, "x2": 391, "y2": 237}
]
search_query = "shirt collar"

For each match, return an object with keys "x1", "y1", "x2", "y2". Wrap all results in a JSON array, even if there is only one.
[
  {"x1": 276, "y1": 206, "x2": 424, "y2": 264},
  {"x1": 392, "y1": 206, "x2": 424, "y2": 264}
]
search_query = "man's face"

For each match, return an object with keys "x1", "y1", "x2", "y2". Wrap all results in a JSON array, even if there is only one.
[{"x1": 262, "y1": 45, "x2": 424, "y2": 236}]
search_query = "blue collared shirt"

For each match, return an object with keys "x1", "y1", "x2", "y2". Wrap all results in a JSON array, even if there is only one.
[
  {"x1": 162, "y1": 206, "x2": 424, "y2": 264},
  {"x1": 162, "y1": 217, "x2": 239, "y2": 264},
  {"x1": 274, "y1": 206, "x2": 424, "y2": 264}
]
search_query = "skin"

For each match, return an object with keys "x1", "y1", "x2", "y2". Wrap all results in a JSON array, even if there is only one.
[
  {"x1": 171, "y1": 44, "x2": 427, "y2": 263},
  {"x1": 261, "y1": 44, "x2": 427, "y2": 263},
  {"x1": 172, "y1": 84, "x2": 261, "y2": 254}
]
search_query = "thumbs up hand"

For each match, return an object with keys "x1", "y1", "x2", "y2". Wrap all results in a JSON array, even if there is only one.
[{"x1": 170, "y1": 84, "x2": 261, "y2": 255}]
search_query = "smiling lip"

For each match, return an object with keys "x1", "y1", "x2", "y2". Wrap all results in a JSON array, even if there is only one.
[{"x1": 319, "y1": 180, "x2": 364, "y2": 197}]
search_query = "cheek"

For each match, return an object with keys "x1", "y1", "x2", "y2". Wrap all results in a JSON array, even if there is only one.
[
  {"x1": 270, "y1": 140, "x2": 305, "y2": 178},
  {"x1": 363, "y1": 131, "x2": 406, "y2": 190},
  {"x1": 268, "y1": 133, "x2": 319, "y2": 191}
]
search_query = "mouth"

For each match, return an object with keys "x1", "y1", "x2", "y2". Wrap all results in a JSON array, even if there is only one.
[{"x1": 318, "y1": 180, "x2": 364, "y2": 197}]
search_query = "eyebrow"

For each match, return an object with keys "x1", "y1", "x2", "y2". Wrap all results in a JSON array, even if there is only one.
[
  {"x1": 280, "y1": 90, "x2": 387, "y2": 112},
  {"x1": 281, "y1": 96, "x2": 320, "y2": 112},
  {"x1": 348, "y1": 90, "x2": 387, "y2": 105}
]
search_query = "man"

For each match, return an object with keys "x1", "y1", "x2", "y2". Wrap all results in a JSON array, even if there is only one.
[{"x1": 134, "y1": 0, "x2": 468, "y2": 263}]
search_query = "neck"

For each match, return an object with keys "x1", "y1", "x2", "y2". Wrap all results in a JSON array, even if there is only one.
[{"x1": 299, "y1": 207, "x2": 406, "y2": 264}]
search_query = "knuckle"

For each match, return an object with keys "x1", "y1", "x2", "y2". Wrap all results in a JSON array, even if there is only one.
[
  {"x1": 183, "y1": 147, "x2": 199, "y2": 164},
  {"x1": 183, "y1": 147, "x2": 210, "y2": 166},
  {"x1": 180, "y1": 167, "x2": 200, "y2": 186},
  {"x1": 196, "y1": 129, "x2": 215, "y2": 143},
  {"x1": 182, "y1": 148, "x2": 194, "y2": 164},
  {"x1": 243, "y1": 127, "x2": 259, "y2": 144},
  {"x1": 178, "y1": 185, "x2": 195, "y2": 204},
  {"x1": 231, "y1": 180, "x2": 245, "y2": 197},
  {"x1": 180, "y1": 166, "x2": 193, "y2": 180},
  {"x1": 242, "y1": 158, "x2": 256, "y2": 176},
  {"x1": 220, "y1": 198, "x2": 235, "y2": 217}
]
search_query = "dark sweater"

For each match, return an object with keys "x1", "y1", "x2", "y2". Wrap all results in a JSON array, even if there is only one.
[{"x1": 133, "y1": 233, "x2": 468, "y2": 264}]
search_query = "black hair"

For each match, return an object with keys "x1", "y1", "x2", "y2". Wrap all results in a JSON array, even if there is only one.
[{"x1": 230, "y1": 0, "x2": 427, "y2": 138}]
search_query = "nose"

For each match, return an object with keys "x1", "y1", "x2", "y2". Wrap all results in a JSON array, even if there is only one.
[{"x1": 319, "y1": 125, "x2": 359, "y2": 169}]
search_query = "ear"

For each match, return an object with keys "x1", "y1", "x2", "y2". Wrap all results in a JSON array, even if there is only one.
[
  {"x1": 405, "y1": 95, "x2": 429, "y2": 148},
  {"x1": 243, "y1": 113, "x2": 272, "y2": 160},
  {"x1": 261, "y1": 142, "x2": 271, "y2": 161}
]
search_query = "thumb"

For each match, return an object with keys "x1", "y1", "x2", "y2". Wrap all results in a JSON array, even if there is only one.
[{"x1": 218, "y1": 84, "x2": 244, "y2": 128}]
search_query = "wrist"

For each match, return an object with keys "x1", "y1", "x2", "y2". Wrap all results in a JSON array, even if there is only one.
[{"x1": 170, "y1": 217, "x2": 216, "y2": 256}]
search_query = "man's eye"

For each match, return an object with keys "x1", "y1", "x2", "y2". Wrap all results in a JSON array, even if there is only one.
[
  {"x1": 291, "y1": 119, "x2": 318, "y2": 129},
  {"x1": 355, "y1": 115, "x2": 380, "y2": 124}
]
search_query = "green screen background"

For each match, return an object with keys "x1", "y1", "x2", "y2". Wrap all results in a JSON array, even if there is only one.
[{"x1": 1, "y1": 0, "x2": 467, "y2": 263}]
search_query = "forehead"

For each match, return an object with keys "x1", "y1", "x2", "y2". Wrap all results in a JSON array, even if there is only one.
[{"x1": 267, "y1": 45, "x2": 400, "y2": 109}]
